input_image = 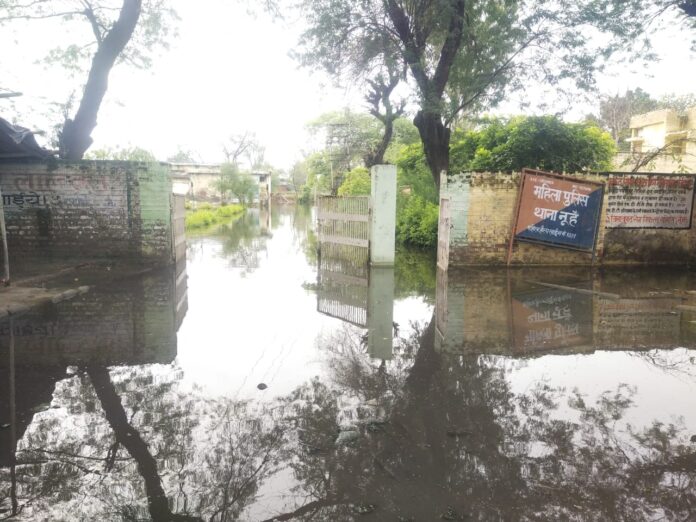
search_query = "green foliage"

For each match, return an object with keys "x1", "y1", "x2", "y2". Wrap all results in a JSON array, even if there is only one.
[
  {"x1": 384, "y1": 118, "x2": 421, "y2": 164},
  {"x1": 85, "y1": 146, "x2": 158, "y2": 162},
  {"x1": 396, "y1": 195, "x2": 439, "y2": 249},
  {"x1": 451, "y1": 116, "x2": 616, "y2": 173},
  {"x1": 214, "y1": 164, "x2": 257, "y2": 205},
  {"x1": 337, "y1": 167, "x2": 371, "y2": 196},
  {"x1": 304, "y1": 151, "x2": 333, "y2": 194},
  {"x1": 293, "y1": 0, "x2": 648, "y2": 184},
  {"x1": 0, "y1": 1, "x2": 179, "y2": 73},
  {"x1": 185, "y1": 204, "x2": 245, "y2": 231},
  {"x1": 297, "y1": 185, "x2": 313, "y2": 205},
  {"x1": 394, "y1": 144, "x2": 438, "y2": 204}
]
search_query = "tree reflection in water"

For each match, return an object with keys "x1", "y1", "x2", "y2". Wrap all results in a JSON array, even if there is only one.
[
  {"x1": 2, "y1": 318, "x2": 696, "y2": 520},
  {"x1": 268, "y1": 319, "x2": 696, "y2": 521},
  {"x1": 2, "y1": 364, "x2": 285, "y2": 521}
]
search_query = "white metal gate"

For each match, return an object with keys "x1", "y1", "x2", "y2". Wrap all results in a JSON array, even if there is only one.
[{"x1": 316, "y1": 196, "x2": 370, "y2": 248}]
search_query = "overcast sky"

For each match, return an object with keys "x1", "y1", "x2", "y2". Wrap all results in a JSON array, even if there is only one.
[{"x1": 2, "y1": 1, "x2": 695, "y2": 170}]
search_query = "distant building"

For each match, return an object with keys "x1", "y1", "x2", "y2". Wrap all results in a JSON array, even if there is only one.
[
  {"x1": 614, "y1": 107, "x2": 696, "y2": 172},
  {"x1": 169, "y1": 163, "x2": 279, "y2": 203}
]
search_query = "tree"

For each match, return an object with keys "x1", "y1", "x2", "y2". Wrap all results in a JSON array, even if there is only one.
[
  {"x1": 222, "y1": 131, "x2": 258, "y2": 166},
  {"x1": 364, "y1": 69, "x2": 407, "y2": 167},
  {"x1": 0, "y1": 1, "x2": 177, "y2": 160},
  {"x1": 598, "y1": 89, "x2": 658, "y2": 147},
  {"x1": 337, "y1": 166, "x2": 371, "y2": 196},
  {"x1": 214, "y1": 163, "x2": 257, "y2": 205},
  {"x1": 585, "y1": 0, "x2": 696, "y2": 51},
  {"x1": 167, "y1": 148, "x2": 200, "y2": 163},
  {"x1": 449, "y1": 116, "x2": 616, "y2": 173},
  {"x1": 658, "y1": 92, "x2": 696, "y2": 113},
  {"x1": 85, "y1": 145, "x2": 157, "y2": 161},
  {"x1": 295, "y1": 0, "x2": 623, "y2": 188}
]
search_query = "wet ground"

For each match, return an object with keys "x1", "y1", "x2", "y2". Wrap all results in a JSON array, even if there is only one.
[{"x1": 2, "y1": 205, "x2": 696, "y2": 521}]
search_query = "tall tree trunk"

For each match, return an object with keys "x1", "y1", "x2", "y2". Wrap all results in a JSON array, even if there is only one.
[
  {"x1": 59, "y1": 0, "x2": 143, "y2": 160},
  {"x1": 414, "y1": 111, "x2": 451, "y2": 189},
  {"x1": 365, "y1": 118, "x2": 394, "y2": 167},
  {"x1": 87, "y1": 366, "x2": 202, "y2": 522}
]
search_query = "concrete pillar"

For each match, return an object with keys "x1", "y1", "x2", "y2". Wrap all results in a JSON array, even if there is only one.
[
  {"x1": 370, "y1": 165, "x2": 397, "y2": 266},
  {"x1": 367, "y1": 266, "x2": 394, "y2": 360}
]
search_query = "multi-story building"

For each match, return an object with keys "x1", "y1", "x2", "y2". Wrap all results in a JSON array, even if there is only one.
[{"x1": 614, "y1": 107, "x2": 696, "y2": 172}]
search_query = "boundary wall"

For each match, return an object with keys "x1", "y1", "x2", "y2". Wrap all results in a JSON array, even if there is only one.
[
  {"x1": 440, "y1": 171, "x2": 696, "y2": 266},
  {"x1": 0, "y1": 160, "x2": 176, "y2": 264}
]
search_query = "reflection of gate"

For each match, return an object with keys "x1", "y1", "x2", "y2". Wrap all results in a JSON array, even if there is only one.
[
  {"x1": 316, "y1": 242, "x2": 369, "y2": 327},
  {"x1": 316, "y1": 195, "x2": 371, "y2": 325},
  {"x1": 171, "y1": 193, "x2": 188, "y2": 328},
  {"x1": 317, "y1": 196, "x2": 370, "y2": 248}
]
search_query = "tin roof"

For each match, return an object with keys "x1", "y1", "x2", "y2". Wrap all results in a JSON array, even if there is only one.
[{"x1": 0, "y1": 116, "x2": 52, "y2": 159}]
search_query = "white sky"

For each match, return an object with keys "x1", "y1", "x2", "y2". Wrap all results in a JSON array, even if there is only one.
[{"x1": 2, "y1": 1, "x2": 696, "y2": 170}]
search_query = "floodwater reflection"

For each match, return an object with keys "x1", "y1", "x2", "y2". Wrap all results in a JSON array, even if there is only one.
[{"x1": 1, "y1": 207, "x2": 696, "y2": 520}]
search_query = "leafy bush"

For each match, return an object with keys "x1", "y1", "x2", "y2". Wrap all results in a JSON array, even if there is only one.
[
  {"x1": 451, "y1": 116, "x2": 616, "y2": 173},
  {"x1": 396, "y1": 195, "x2": 439, "y2": 249},
  {"x1": 394, "y1": 143, "x2": 438, "y2": 204},
  {"x1": 298, "y1": 185, "x2": 313, "y2": 205},
  {"x1": 185, "y1": 204, "x2": 245, "y2": 230},
  {"x1": 337, "y1": 167, "x2": 371, "y2": 196}
]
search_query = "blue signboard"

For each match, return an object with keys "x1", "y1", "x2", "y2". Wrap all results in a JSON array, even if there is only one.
[{"x1": 514, "y1": 170, "x2": 604, "y2": 252}]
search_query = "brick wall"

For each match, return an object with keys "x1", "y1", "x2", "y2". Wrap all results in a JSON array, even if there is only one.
[
  {"x1": 442, "y1": 171, "x2": 696, "y2": 266},
  {"x1": 0, "y1": 160, "x2": 174, "y2": 263}
]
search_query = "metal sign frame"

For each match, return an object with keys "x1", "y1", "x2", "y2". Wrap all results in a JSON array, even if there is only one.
[{"x1": 507, "y1": 169, "x2": 605, "y2": 265}]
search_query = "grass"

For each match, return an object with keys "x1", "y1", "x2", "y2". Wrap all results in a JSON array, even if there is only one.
[{"x1": 185, "y1": 203, "x2": 245, "y2": 231}]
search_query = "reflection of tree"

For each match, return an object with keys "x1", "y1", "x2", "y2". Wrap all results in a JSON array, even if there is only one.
[
  {"x1": 266, "y1": 317, "x2": 696, "y2": 521},
  {"x1": 394, "y1": 247, "x2": 436, "y2": 301},
  {"x1": 217, "y1": 212, "x2": 268, "y2": 275},
  {"x1": 5, "y1": 318, "x2": 696, "y2": 519},
  {"x1": 2, "y1": 365, "x2": 285, "y2": 521},
  {"x1": 87, "y1": 366, "x2": 201, "y2": 522},
  {"x1": 291, "y1": 204, "x2": 318, "y2": 268}
]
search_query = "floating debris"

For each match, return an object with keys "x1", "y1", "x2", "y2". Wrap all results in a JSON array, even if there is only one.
[{"x1": 335, "y1": 430, "x2": 360, "y2": 446}]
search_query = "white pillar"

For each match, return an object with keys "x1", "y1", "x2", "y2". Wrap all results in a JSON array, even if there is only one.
[{"x1": 370, "y1": 164, "x2": 396, "y2": 266}]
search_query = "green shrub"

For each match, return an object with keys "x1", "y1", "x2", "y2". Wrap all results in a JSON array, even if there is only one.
[
  {"x1": 337, "y1": 166, "x2": 371, "y2": 196},
  {"x1": 185, "y1": 209, "x2": 216, "y2": 229},
  {"x1": 298, "y1": 185, "x2": 313, "y2": 205},
  {"x1": 185, "y1": 204, "x2": 245, "y2": 230},
  {"x1": 396, "y1": 195, "x2": 439, "y2": 249},
  {"x1": 215, "y1": 204, "x2": 244, "y2": 218}
]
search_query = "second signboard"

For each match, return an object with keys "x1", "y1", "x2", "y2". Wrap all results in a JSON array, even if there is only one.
[
  {"x1": 605, "y1": 174, "x2": 694, "y2": 229},
  {"x1": 512, "y1": 169, "x2": 605, "y2": 252}
]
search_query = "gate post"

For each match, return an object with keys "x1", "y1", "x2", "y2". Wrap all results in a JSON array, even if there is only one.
[{"x1": 370, "y1": 164, "x2": 396, "y2": 266}]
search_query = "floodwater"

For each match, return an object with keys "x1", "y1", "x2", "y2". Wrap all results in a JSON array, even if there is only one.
[{"x1": 2, "y1": 205, "x2": 696, "y2": 521}]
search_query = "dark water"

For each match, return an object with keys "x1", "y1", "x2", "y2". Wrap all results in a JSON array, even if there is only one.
[{"x1": 2, "y1": 205, "x2": 696, "y2": 521}]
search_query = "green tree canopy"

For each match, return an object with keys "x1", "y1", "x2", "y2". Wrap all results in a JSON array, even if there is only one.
[
  {"x1": 450, "y1": 116, "x2": 616, "y2": 173},
  {"x1": 337, "y1": 166, "x2": 371, "y2": 196},
  {"x1": 293, "y1": 0, "x2": 637, "y2": 187},
  {"x1": 0, "y1": 0, "x2": 178, "y2": 159},
  {"x1": 214, "y1": 163, "x2": 257, "y2": 205}
]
